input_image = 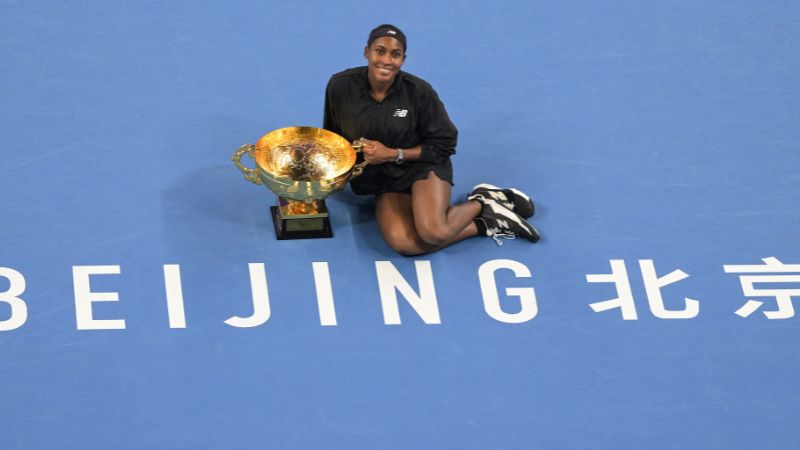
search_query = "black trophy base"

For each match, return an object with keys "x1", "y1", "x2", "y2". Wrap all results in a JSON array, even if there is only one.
[{"x1": 270, "y1": 206, "x2": 333, "y2": 240}]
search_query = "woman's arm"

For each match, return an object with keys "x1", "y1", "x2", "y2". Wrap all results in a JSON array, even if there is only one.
[
  {"x1": 360, "y1": 140, "x2": 421, "y2": 165},
  {"x1": 322, "y1": 78, "x2": 342, "y2": 136},
  {"x1": 415, "y1": 85, "x2": 458, "y2": 164}
]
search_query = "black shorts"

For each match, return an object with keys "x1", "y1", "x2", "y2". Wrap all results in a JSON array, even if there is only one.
[{"x1": 349, "y1": 158, "x2": 454, "y2": 195}]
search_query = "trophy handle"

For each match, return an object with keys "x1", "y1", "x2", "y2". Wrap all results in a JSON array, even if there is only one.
[
  {"x1": 350, "y1": 138, "x2": 369, "y2": 179},
  {"x1": 231, "y1": 144, "x2": 263, "y2": 185}
]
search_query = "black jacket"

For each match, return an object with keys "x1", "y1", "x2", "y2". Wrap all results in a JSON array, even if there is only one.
[{"x1": 323, "y1": 66, "x2": 458, "y2": 164}]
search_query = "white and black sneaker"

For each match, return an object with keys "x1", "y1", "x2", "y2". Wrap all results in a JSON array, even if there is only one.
[
  {"x1": 468, "y1": 184, "x2": 535, "y2": 219},
  {"x1": 477, "y1": 198, "x2": 541, "y2": 245}
]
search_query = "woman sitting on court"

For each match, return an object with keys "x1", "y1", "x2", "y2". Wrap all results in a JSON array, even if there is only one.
[{"x1": 323, "y1": 24, "x2": 540, "y2": 255}]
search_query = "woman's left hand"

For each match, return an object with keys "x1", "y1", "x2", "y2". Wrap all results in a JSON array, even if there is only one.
[{"x1": 360, "y1": 139, "x2": 398, "y2": 165}]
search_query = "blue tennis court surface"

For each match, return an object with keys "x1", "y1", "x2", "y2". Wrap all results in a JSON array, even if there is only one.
[{"x1": 2, "y1": 1, "x2": 799, "y2": 448}]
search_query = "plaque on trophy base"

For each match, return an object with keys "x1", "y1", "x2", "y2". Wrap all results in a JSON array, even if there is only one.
[{"x1": 271, "y1": 198, "x2": 332, "y2": 240}]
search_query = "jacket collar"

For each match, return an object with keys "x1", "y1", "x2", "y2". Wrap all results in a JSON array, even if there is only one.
[{"x1": 360, "y1": 66, "x2": 404, "y2": 97}]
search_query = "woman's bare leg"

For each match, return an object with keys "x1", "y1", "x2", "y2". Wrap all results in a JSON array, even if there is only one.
[{"x1": 374, "y1": 171, "x2": 482, "y2": 255}]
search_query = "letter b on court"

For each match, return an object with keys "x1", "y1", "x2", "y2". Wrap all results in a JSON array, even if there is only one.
[{"x1": 0, "y1": 267, "x2": 28, "y2": 331}]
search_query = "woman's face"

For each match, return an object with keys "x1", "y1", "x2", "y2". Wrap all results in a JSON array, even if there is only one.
[{"x1": 363, "y1": 36, "x2": 405, "y2": 84}]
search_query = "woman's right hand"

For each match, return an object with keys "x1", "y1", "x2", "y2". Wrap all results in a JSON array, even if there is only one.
[{"x1": 360, "y1": 139, "x2": 398, "y2": 165}]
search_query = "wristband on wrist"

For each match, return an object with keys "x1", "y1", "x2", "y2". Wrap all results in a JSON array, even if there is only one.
[{"x1": 394, "y1": 147, "x2": 404, "y2": 164}]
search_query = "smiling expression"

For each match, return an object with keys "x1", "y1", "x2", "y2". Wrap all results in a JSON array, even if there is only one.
[{"x1": 364, "y1": 36, "x2": 406, "y2": 86}]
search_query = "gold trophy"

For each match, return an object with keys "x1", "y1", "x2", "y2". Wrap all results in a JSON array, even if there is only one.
[{"x1": 232, "y1": 126, "x2": 366, "y2": 239}]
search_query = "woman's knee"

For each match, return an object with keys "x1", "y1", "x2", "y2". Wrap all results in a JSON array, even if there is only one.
[
  {"x1": 382, "y1": 230, "x2": 424, "y2": 256},
  {"x1": 414, "y1": 221, "x2": 450, "y2": 246}
]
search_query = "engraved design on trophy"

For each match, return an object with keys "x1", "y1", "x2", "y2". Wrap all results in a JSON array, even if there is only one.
[{"x1": 232, "y1": 127, "x2": 366, "y2": 239}]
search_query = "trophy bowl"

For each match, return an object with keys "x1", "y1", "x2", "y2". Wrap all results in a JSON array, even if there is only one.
[{"x1": 232, "y1": 126, "x2": 365, "y2": 239}]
